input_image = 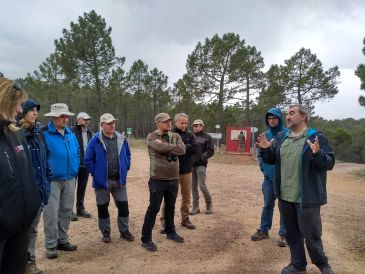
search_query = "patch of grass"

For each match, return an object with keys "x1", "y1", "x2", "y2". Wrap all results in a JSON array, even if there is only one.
[{"x1": 351, "y1": 169, "x2": 365, "y2": 179}]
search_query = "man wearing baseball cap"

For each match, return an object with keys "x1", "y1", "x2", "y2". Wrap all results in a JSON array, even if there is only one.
[
  {"x1": 71, "y1": 112, "x2": 93, "y2": 220},
  {"x1": 85, "y1": 113, "x2": 134, "y2": 243},
  {"x1": 42, "y1": 103, "x2": 80, "y2": 259},
  {"x1": 190, "y1": 119, "x2": 214, "y2": 215},
  {"x1": 141, "y1": 113, "x2": 186, "y2": 252}
]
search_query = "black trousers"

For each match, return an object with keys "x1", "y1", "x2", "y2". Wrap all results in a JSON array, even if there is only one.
[
  {"x1": 279, "y1": 199, "x2": 329, "y2": 270},
  {"x1": 76, "y1": 166, "x2": 90, "y2": 212},
  {"x1": 0, "y1": 229, "x2": 29, "y2": 274},
  {"x1": 141, "y1": 178, "x2": 179, "y2": 243}
]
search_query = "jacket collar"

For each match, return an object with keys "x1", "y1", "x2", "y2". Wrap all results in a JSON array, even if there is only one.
[{"x1": 173, "y1": 127, "x2": 186, "y2": 134}]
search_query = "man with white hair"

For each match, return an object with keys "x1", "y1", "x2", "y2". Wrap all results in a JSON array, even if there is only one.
[
  {"x1": 71, "y1": 112, "x2": 93, "y2": 220},
  {"x1": 85, "y1": 113, "x2": 134, "y2": 244},
  {"x1": 42, "y1": 103, "x2": 80, "y2": 259}
]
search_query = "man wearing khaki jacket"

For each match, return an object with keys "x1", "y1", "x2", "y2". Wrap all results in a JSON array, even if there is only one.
[{"x1": 141, "y1": 113, "x2": 186, "y2": 252}]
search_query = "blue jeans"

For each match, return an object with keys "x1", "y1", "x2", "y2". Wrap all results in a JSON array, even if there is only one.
[{"x1": 259, "y1": 177, "x2": 286, "y2": 236}]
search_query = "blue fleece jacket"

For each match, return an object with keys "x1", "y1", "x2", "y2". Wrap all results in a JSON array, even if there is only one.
[
  {"x1": 43, "y1": 121, "x2": 80, "y2": 181},
  {"x1": 85, "y1": 131, "x2": 131, "y2": 190},
  {"x1": 258, "y1": 107, "x2": 288, "y2": 181}
]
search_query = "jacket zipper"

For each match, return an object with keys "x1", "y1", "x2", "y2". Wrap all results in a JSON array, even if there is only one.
[
  {"x1": 4, "y1": 150, "x2": 14, "y2": 174},
  {"x1": 300, "y1": 131, "x2": 312, "y2": 210}
]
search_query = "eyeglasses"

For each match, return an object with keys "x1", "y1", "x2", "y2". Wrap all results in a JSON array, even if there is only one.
[
  {"x1": 0, "y1": 72, "x2": 23, "y2": 90},
  {"x1": 13, "y1": 81, "x2": 23, "y2": 91},
  {"x1": 267, "y1": 117, "x2": 278, "y2": 121}
]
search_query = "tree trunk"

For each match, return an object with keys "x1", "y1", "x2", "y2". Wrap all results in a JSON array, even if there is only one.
[{"x1": 245, "y1": 77, "x2": 250, "y2": 126}]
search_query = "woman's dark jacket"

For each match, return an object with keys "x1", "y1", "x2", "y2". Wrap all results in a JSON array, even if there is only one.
[{"x1": 0, "y1": 120, "x2": 41, "y2": 239}]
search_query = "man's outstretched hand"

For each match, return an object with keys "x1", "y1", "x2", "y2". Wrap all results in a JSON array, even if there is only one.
[
  {"x1": 307, "y1": 136, "x2": 320, "y2": 154},
  {"x1": 256, "y1": 133, "x2": 274, "y2": 149}
]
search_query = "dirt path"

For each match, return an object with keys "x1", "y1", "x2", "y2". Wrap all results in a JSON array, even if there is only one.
[{"x1": 35, "y1": 148, "x2": 365, "y2": 273}]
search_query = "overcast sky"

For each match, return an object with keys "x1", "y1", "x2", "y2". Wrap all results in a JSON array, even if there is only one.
[{"x1": 1, "y1": 0, "x2": 364, "y2": 120}]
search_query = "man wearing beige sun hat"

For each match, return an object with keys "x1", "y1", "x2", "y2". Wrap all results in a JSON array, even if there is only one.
[{"x1": 42, "y1": 103, "x2": 80, "y2": 259}]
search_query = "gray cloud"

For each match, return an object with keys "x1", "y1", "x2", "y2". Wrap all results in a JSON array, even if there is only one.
[{"x1": 1, "y1": 0, "x2": 364, "y2": 119}]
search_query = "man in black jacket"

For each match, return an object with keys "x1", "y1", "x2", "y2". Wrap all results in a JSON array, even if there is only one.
[
  {"x1": 161, "y1": 113, "x2": 198, "y2": 229},
  {"x1": 190, "y1": 119, "x2": 215, "y2": 215},
  {"x1": 257, "y1": 104, "x2": 335, "y2": 274},
  {"x1": 71, "y1": 112, "x2": 93, "y2": 219}
]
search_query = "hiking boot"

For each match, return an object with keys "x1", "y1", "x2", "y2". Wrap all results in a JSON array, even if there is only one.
[
  {"x1": 281, "y1": 264, "x2": 307, "y2": 274},
  {"x1": 46, "y1": 248, "x2": 58, "y2": 259},
  {"x1": 190, "y1": 204, "x2": 200, "y2": 215},
  {"x1": 320, "y1": 265, "x2": 334, "y2": 274},
  {"x1": 57, "y1": 242, "x2": 78, "y2": 251},
  {"x1": 141, "y1": 241, "x2": 157, "y2": 252},
  {"x1": 181, "y1": 218, "x2": 196, "y2": 229},
  {"x1": 102, "y1": 230, "x2": 111, "y2": 243},
  {"x1": 77, "y1": 209, "x2": 91, "y2": 218},
  {"x1": 70, "y1": 212, "x2": 78, "y2": 221},
  {"x1": 25, "y1": 261, "x2": 43, "y2": 274},
  {"x1": 121, "y1": 230, "x2": 135, "y2": 242},
  {"x1": 205, "y1": 201, "x2": 213, "y2": 214},
  {"x1": 251, "y1": 229, "x2": 270, "y2": 241},
  {"x1": 277, "y1": 235, "x2": 288, "y2": 247},
  {"x1": 167, "y1": 232, "x2": 185, "y2": 243}
]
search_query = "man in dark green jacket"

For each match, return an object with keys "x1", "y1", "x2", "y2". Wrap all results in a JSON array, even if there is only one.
[{"x1": 257, "y1": 104, "x2": 335, "y2": 274}]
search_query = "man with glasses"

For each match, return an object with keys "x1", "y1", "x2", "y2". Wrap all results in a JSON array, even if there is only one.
[
  {"x1": 190, "y1": 119, "x2": 214, "y2": 215},
  {"x1": 71, "y1": 112, "x2": 93, "y2": 221},
  {"x1": 141, "y1": 113, "x2": 186, "y2": 252},
  {"x1": 251, "y1": 107, "x2": 288, "y2": 247},
  {"x1": 42, "y1": 103, "x2": 80, "y2": 259},
  {"x1": 85, "y1": 113, "x2": 134, "y2": 244}
]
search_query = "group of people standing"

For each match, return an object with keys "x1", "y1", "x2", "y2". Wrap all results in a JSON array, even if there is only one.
[
  {"x1": 0, "y1": 73, "x2": 216, "y2": 274},
  {"x1": 0, "y1": 72, "x2": 335, "y2": 274}
]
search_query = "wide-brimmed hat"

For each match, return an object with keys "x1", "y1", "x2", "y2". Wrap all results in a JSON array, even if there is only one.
[
  {"x1": 100, "y1": 113, "x2": 117, "y2": 124},
  {"x1": 44, "y1": 103, "x2": 74, "y2": 117}
]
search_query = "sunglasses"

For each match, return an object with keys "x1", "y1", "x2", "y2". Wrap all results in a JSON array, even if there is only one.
[{"x1": 0, "y1": 72, "x2": 23, "y2": 91}]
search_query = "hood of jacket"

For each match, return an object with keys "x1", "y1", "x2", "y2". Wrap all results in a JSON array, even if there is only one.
[{"x1": 265, "y1": 107, "x2": 284, "y2": 137}]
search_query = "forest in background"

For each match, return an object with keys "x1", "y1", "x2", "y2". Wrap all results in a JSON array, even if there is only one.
[{"x1": 12, "y1": 10, "x2": 364, "y2": 163}]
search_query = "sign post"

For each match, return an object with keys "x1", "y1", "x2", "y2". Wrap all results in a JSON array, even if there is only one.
[{"x1": 127, "y1": 128, "x2": 132, "y2": 139}]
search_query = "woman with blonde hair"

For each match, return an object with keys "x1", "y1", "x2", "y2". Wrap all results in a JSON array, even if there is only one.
[{"x1": 0, "y1": 74, "x2": 41, "y2": 274}]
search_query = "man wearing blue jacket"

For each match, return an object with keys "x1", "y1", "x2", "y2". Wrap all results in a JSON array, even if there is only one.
[
  {"x1": 252, "y1": 107, "x2": 287, "y2": 247},
  {"x1": 85, "y1": 113, "x2": 134, "y2": 243},
  {"x1": 257, "y1": 104, "x2": 335, "y2": 274},
  {"x1": 43, "y1": 103, "x2": 80, "y2": 259}
]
